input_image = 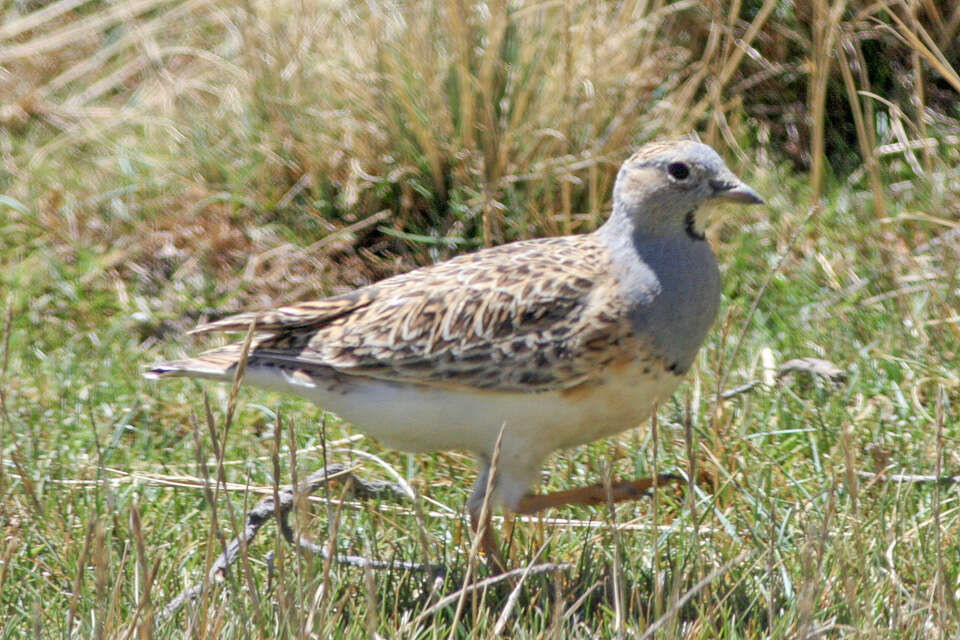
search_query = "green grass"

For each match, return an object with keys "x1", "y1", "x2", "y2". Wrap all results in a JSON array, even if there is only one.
[{"x1": 2, "y1": 0, "x2": 960, "y2": 637}]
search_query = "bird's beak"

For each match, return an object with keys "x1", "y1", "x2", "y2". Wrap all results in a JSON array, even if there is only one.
[{"x1": 709, "y1": 176, "x2": 763, "y2": 204}]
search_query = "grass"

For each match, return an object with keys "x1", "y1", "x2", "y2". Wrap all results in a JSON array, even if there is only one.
[{"x1": 2, "y1": 0, "x2": 959, "y2": 637}]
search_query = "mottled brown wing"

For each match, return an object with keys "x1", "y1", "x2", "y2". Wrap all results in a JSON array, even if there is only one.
[
  {"x1": 189, "y1": 289, "x2": 380, "y2": 334},
  {"x1": 215, "y1": 236, "x2": 637, "y2": 393}
]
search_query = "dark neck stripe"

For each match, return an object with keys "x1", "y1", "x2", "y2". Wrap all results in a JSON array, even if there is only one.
[{"x1": 684, "y1": 210, "x2": 705, "y2": 241}]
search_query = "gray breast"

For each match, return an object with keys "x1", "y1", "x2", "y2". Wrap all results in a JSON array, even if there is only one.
[{"x1": 617, "y1": 234, "x2": 721, "y2": 374}]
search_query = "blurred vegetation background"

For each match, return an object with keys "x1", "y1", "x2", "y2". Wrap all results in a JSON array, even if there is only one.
[
  {"x1": 1, "y1": 0, "x2": 958, "y2": 637},
  {"x1": 3, "y1": 0, "x2": 958, "y2": 310}
]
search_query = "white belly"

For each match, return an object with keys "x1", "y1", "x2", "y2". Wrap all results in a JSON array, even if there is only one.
[
  {"x1": 243, "y1": 360, "x2": 681, "y2": 508},
  {"x1": 245, "y1": 362, "x2": 680, "y2": 456}
]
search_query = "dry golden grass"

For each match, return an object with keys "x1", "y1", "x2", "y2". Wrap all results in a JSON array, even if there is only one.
[{"x1": 4, "y1": 1, "x2": 958, "y2": 305}]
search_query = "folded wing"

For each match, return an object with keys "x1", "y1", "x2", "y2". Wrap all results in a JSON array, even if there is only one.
[{"x1": 148, "y1": 236, "x2": 642, "y2": 393}]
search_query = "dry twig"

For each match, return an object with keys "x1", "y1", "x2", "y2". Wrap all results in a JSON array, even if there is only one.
[{"x1": 157, "y1": 463, "x2": 445, "y2": 623}]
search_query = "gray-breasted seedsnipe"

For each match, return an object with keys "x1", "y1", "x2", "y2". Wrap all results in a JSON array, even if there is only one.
[{"x1": 147, "y1": 140, "x2": 762, "y2": 560}]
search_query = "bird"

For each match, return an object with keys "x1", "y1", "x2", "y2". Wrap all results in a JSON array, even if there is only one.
[{"x1": 146, "y1": 140, "x2": 762, "y2": 565}]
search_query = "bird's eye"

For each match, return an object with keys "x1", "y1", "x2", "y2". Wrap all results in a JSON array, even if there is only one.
[{"x1": 667, "y1": 162, "x2": 690, "y2": 181}]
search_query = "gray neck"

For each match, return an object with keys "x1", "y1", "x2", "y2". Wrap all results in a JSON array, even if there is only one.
[
  {"x1": 593, "y1": 205, "x2": 721, "y2": 374},
  {"x1": 598, "y1": 198, "x2": 704, "y2": 243},
  {"x1": 598, "y1": 200, "x2": 671, "y2": 240}
]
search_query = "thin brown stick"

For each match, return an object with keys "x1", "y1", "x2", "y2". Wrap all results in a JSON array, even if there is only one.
[
  {"x1": 191, "y1": 404, "x2": 233, "y2": 633},
  {"x1": 684, "y1": 390, "x2": 700, "y2": 580},
  {"x1": 157, "y1": 463, "x2": 444, "y2": 623},
  {"x1": 204, "y1": 318, "x2": 261, "y2": 621},
  {"x1": 284, "y1": 412, "x2": 307, "y2": 638},
  {"x1": 406, "y1": 562, "x2": 571, "y2": 632},
  {"x1": 449, "y1": 424, "x2": 506, "y2": 639},
  {"x1": 604, "y1": 465, "x2": 625, "y2": 639},
  {"x1": 651, "y1": 409, "x2": 663, "y2": 621},
  {"x1": 488, "y1": 543, "x2": 550, "y2": 638},
  {"x1": 0, "y1": 297, "x2": 13, "y2": 498},
  {"x1": 933, "y1": 386, "x2": 945, "y2": 637},
  {"x1": 837, "y1": 36, "x2": 885, "y2": 218},
  {"x1": 639, "y1": 551, "x2": 755, "y2": 640},
  {"x1": 66, "y1": 519, "x2": 96, "y2": 635},
  {"x1": 269, "y1": 412, "x2": 291, "y2": 630}
]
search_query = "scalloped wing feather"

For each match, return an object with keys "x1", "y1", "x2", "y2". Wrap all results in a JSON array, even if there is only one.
[{"x1": 153, "y1": 236, "x2": 650, "y2": 393}]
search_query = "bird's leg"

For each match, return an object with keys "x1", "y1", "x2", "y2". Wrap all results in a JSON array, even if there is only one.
[
  {"x1": 467, "y1": 466, "x2": 507, "y2": 572},
  {"x1": 511, "y1": 473, "x2": 683, "y2": 515},
  {"x1": 468, "y1": 503, "x2": 507, "y2": 572}
]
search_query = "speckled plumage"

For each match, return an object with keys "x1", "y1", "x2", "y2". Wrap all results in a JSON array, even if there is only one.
[
  {"x1": 147, "y1": 140, "x2": 761, "y2": 527},
  {"x1": 171, "y1": 235, "x2": 642, "y2": 393}
]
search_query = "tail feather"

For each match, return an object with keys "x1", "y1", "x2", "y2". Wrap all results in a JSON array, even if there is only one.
[
  {"x1": 144, "y1": 345, "x2": 245, "y2": 381},
  {"x1": 188, "y1": 290, "x2": 377, "y2": 335}
]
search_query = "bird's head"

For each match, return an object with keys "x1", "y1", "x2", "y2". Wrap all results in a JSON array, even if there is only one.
[{"x1": 609, "y1": 140, "x2": 762, "y2": 239}]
